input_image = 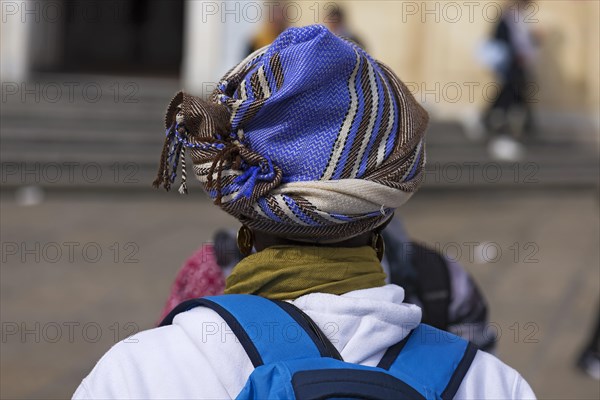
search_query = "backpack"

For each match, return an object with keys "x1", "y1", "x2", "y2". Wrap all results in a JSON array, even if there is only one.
[
  {"x1": 160, "y1": 294, "x2": 478, "y2": 400},
  {"x1": 385, "y1": 241, "x2": 453, "y2": 330}
]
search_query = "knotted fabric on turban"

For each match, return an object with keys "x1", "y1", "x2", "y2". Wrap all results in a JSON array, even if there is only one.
[{"x1": 154, "y1": 25, "x2": 428, "y2": 242}]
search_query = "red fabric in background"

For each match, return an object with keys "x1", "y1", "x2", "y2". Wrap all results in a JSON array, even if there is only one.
[{"x1": 158, "y1": 244, "x2": 225, "y2": 323}]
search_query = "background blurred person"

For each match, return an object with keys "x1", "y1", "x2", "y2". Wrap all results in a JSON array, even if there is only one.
[
  {"x1": 382, "y1": 218, "x2": 496, "y2": 352},
  {"x1": 246, "y1": 1, "x2": 289, "y2": 55},
  {"x1": 577, "y1": 307, "x2": 600, "y2": 380},
  {"x1": 324, "y1": 4, "x2": 364, "y2": 48},
  {"x1": 156, "y1": 230, "x2": 236, "y2": 323},
  {"x1": 482, "y1": 0, "x2": 539, "y2": 139},
  {"x1": 157, "y1": 229, "x2": 242, "y2": 323}
]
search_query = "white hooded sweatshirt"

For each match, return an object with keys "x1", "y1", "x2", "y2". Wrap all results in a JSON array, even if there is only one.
[{"x1": 73, "y1": 285, "x2": 535, "y2": 399}]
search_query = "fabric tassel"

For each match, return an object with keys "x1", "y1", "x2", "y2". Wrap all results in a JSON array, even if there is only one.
[
  {"x1": 178, "y1": 146, "x2": 188, "y2": 195},
  {"x1": 169, "y1": 142, "x2": 182, "y2": 183},
  {"x1": 153, "y1": 125, "x2": 175, "y2": 190},
  {"x1": 163, "y1": 140, "x2": 175, "y2": 192}
]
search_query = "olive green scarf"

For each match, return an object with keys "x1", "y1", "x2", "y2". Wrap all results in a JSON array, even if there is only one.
[{"x1": 224, "y1": 246, "x2": 386, "y2": 300}]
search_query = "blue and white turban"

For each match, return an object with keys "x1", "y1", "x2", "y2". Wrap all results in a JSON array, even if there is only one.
[{"x1": 154, "y1": 25, "x2": 428, "y2": 242}]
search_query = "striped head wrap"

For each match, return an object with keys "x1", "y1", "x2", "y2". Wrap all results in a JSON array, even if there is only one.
[{"x1": 154, "y1": 25, "x2": 428, "y2": 242}]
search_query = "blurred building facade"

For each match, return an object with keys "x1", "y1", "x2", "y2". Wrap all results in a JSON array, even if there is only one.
[
  {"x1": 1, "y1": 0, "x2": 184, "y2": 78},
  {"x1": 2, "y1": 0, "x2": 598, "y2": 135},
  {"x1": 296, "y1": 1, "x2": 599, "y2": 136}
]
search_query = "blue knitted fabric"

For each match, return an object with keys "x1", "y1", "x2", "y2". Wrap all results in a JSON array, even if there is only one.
[{"x1": 160, "y1": 25, "x2": 429, "y2": 241}]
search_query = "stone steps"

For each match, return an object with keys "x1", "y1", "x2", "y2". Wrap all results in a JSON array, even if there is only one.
[{"x1": 2, "y1": 75, "x2": 597, "y2": 191}]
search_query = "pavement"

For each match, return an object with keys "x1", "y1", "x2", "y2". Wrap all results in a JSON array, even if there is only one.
[{"x1": 1, "y1": 189, "x2": 599, "y2": 399}]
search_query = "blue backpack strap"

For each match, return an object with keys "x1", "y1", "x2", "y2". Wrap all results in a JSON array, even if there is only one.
[
  {"x1": 378, "y1": 324, "x2": 478, "y2": 400},
  {"x1": 159, "y1": 294, "x2": 336, "y2": 367},
  {"x1": 273, "y1": 299, "x2": 343, "y2": 361}
]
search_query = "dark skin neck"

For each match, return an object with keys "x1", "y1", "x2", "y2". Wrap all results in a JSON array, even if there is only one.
[
  {"x1": 254, "y1": 231, "x2": 373, "y2": 252},
  {"x1": 253, "y1": 215, "x2": 394, "y2": 252}
]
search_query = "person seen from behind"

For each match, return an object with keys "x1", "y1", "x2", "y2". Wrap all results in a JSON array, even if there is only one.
[
  {"x1": 74, "y1": 25, "x2": 535, "y2": 399},
  {"x1": 483, "y1": 0, "x2": 539, "y2": 137}
]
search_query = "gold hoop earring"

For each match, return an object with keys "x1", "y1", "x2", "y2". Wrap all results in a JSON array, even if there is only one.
[
  {"x1": 237, "y1": 225, "x2": 254, "y2": 257},
  {"x1": 372, "y1": 232, "x2": 385, "y2": 261}
]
